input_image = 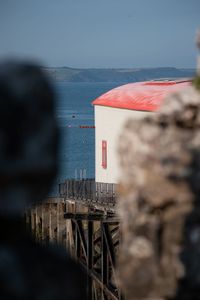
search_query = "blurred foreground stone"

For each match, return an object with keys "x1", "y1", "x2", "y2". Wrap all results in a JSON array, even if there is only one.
[
  {"x1": 117, "y1": 83, "x2": 200, "y2": 299},
  {"x1": 0, "y1": 62, "x2": 87, "y2": 300}
]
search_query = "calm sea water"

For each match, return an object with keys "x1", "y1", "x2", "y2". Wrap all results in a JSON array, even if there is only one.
[{"x1": 51, "y1": 82, "x2": 123, "y2": 195}]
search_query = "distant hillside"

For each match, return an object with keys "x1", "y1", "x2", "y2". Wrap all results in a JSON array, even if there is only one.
[{"x1": 44, "y1": 67, "x2": 195, "y2": 83}]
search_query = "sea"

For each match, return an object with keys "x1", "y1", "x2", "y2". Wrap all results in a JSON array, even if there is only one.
[{"x1": 51, "y1": 82, "x2": 123, "y2": 195}]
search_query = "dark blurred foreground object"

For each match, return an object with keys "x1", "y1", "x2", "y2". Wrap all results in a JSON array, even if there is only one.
[
  {"x1": 0, "y1": 62, "x2": 58, "y2": 216},
  {"x1": 117, "y1": 76, "x2": 200, "y2": 299},
  {"x1": 0, "y1": 62, "x2": 87, "y2": 300}
]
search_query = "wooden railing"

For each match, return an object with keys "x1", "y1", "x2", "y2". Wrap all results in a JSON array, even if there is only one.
[{"x1": 59, "y1": 179, "x2": 117, "y2": 207}]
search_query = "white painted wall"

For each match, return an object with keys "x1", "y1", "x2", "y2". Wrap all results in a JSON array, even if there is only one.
[{"x1": 95, "y1": 106, "x2": 151, "y2": 184}]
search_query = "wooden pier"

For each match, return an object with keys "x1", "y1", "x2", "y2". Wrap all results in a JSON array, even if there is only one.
[{"x1": 26, "y1": 179, "x2": 122, "y2": 300}]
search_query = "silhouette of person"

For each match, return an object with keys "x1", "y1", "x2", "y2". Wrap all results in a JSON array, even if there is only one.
[{"x1": 0, "y1": 61, "x2": 87, "y2": 300}]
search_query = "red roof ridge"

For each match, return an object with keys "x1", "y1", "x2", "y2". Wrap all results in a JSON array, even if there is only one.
[{"x1": 92, "y1": 80, "x2": 191, "y2": 112}]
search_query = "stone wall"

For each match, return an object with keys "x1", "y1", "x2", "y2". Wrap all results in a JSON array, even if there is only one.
[{"x1": 117, "y1": 82, "x2": 200, "y2": 299}]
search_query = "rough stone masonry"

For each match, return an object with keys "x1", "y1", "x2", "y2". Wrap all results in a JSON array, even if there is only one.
[{"x1": 117, "y1": 47, "x2": 200, "y2": 299}]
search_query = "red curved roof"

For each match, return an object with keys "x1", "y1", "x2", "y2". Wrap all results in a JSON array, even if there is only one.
[{"x1": 92, "y1": 80, "x2": 191, "y2": 112}]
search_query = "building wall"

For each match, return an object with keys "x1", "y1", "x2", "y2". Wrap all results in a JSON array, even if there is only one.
[{"x1": 95, "y1": 106, "x2": 151, "y2": 184}]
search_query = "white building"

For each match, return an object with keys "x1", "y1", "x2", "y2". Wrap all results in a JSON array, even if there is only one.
[{"x1": 92, "y1": 80, "x2": 190, "y2": 184}]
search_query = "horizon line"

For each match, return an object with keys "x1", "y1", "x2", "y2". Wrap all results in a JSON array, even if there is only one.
[{"x1": 42, "y1": 66, "x2": 196, "y2": 70}]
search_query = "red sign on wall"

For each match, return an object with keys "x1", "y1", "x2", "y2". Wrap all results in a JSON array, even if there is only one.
[{"x1": 102, "y1": 140, "x2": 107, "y2": 169}]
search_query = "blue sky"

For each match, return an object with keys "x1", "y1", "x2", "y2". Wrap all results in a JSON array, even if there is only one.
[{"x1": 0, "y1": 0, "x2": 199, "y2": 68}]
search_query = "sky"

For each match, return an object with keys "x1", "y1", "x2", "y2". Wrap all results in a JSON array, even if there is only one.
[{"x1": 0, "y1": 0, "x2": 199, "y2": 68}]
